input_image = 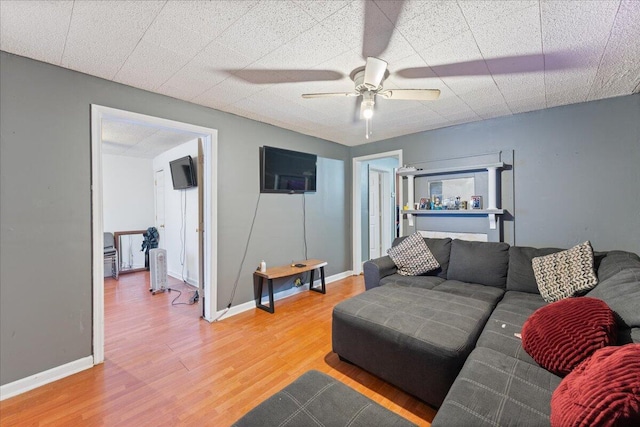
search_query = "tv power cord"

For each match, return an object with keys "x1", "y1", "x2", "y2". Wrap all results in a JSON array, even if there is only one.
[{"x1": 211, "y1": 193, "x2": 262, "y2": 322}]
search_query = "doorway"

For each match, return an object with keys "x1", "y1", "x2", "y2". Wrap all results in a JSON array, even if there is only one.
[
  {"x1": 91, "y1": 105, "x2": 218, "y2": 365},
  {"x1": 352, "y1": 150, "x2": 402, "y2": 274}
]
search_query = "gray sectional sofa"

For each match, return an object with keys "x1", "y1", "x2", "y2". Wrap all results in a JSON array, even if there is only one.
[{"x1": 332, "y1": 237, "x2": 640, "y2": 426}]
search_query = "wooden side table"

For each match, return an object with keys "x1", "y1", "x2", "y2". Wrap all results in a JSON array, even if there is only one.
[{"x1": 254, "y1": 259, "x2": 327, "y2": 313}]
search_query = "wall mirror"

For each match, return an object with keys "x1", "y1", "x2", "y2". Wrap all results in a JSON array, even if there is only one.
[
  {"x1": 114, "y1": 230, "x2": 147, "y2": 274},
  {"x1": 428, "y1": 177, "x2": 475, "y2": 206}
]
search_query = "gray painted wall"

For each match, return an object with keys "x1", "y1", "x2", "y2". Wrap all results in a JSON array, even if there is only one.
[
  {"x1": 0, "y1": 52, "x2": 350, "y2": 385},
  {"x1": 352, "y1": 94, "x2": 640, "y2": 255}
]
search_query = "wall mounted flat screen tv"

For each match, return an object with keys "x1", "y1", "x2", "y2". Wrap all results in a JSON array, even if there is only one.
[
  {"x1": 260, "y1": 146, "x2": 317, "y2": 193},
  {"x1": 169, "y1": 155, "x2": 197, "y2": 190}
]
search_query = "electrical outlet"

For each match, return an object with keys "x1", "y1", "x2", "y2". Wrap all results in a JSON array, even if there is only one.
[{"x1": 189, "y1": 290, "x2": 199, "y2": 304}]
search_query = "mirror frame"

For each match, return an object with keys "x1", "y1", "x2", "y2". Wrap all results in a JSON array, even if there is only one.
[{"x1": 114, "y1": 230, "x2": 148, "y2": 274}]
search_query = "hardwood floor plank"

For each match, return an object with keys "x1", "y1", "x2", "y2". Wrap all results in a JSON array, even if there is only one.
[{"x1": 0, "y1": 273, "x2": 435, "y2": 426}]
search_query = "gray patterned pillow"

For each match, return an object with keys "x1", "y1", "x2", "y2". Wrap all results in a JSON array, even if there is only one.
[
  {"x1": 532, "y1": 241, "x2": 598, "y2": 302},
  {"x1": 387, "y1": 232, "x2": 440, "y2": 276}
]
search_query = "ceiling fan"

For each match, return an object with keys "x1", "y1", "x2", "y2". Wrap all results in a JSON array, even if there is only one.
[
  {"x1": 301, "y1": 56, "x2": 440, "y2": 139},
  {"x1": 225, "y1": 1, "x2": 577, "y2": 141}
]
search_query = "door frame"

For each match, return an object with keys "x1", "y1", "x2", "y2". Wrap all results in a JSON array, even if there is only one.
[
  {"x1": 352, "y1": 150, "x2": 402, "y2": 274},
  {"x1": 154, "y1": 169, "x2": 166, "y2": 250},
  {"x1": 91, "y1": 105, "x2": 218, "y2": 365}
]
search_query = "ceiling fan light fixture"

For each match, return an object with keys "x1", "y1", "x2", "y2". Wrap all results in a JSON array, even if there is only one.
[
  {"x1": 361, "y1": 90, "x2": 375, "y2": 119},
  {"x1": 362, "y1": 103, "x2": 374, "y2": 119}
]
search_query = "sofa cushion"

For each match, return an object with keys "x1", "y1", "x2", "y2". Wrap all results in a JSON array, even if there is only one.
[
  {"x1": 380, "y1": 274, "x2": 444, "y2": 289},
  {"x1": 332, "y1": 284, "x2": 496, "y2": 407},
  {"x1": 550, "y1": 344, "x2": 640, "y2": 427},
  {"x1": 595, "y1": 250, "x2": 640, "y2": 282},
  {"x1": 363, "y1": 255, "x2": 398, "y2": 290},
  {"x1": 588, "y1": 251, "x2": 640, "y2": 328},
  {"x1": 432, "y1": 347, "x2": 562, "y2": 427},
  {"x1": 387, "y1": 232, "x2": 440, "y2": 276},
  {"x1": 232, "y1": 370, "x2": 416, "y2": 427},
  {"x1": 393, "y1": 236, "x2": 452, "y2": 278},
  {"x1": 447, "y1": 240, "x2": 510, "y2": 288},
  {"x1": 476, "y1": 291, "x2": 547, "y2": 364},
  {"x1": 507, "y1": 246, "x2": 563, "y2": 293},
  {"x1": 432, "y1": 280, "x2": 505, "y2": 305},
  {"x1": 532, "y1": 241, "x2": 598, "y2": 302},
  {"x1": 521, "y1": 297, "x2": 617, "y2": 376}
]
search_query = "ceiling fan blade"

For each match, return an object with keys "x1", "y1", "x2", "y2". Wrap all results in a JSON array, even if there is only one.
[
  {"x1": 379, "y1": 89, "x2": 441, "y2": 101},
  {"x1": 227, "y1": 69, "x2": 343, "y2": 84},
  {"x1": 364, "y1": 57, "x2": 388, "y2": 89},
  {"x1": 395, "y1": 51, "x2": 577, "y2": 79},
  {"x1": 301, "y1": 92, "x2": 359, "y2": 99},
  {"x1": 362, "y1": 0, "x2": 405, "y2": 58}
]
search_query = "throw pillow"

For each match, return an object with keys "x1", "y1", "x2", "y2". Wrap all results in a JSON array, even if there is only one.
[
  {"x1": 550, "y1": 344, "x2": 640, "y2": 427},
  {"x1": 532, "y1": 241, "x2": 598, "y2": 302},
  {"x1": 521, "y1": 297, "x2": 617, "y2": 376},
  {"x1": 387, "y1": 232, "x2": 440, "y2": 276}
]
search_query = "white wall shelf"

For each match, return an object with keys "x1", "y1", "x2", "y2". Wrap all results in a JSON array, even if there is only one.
[
  {"x1": 403, "y1": 209, "x2": 504, "y2": 215},
  {"x1": 397, "y1": 162, "x2": 504, "y2": 177},
  {"x1": 399, "y1": 160, "x2": 505, "y2": 229}
]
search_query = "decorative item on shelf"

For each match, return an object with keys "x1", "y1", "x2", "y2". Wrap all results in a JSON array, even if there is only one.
[
  {"x1": 461, "y1": 200, "x2": 469, "y2": 210},
  {"x1": 414, "y1": 203, "x2": 420, "y2": 210},
  {"x1": 471, "y1": 196, "x2": 483, "y2": 210},
  {"x1": 419, "y1": 197, "x2": 428, "y2": 210},
  {"x1": 433, "y1": 195, "x2": 443, "y2": 210},
  {"x1": 403, "y1": 203, "x2": 410, "y2": 211}
]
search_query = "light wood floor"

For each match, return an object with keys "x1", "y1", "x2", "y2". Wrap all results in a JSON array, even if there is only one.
[{"x1": 0, "y1": 272, "x2": 435, "y2": 426}]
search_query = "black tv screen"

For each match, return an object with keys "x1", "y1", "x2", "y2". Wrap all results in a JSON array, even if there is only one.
[
  {"x1": 169, "y1": 155, "x2": 197, "y2": 190},
  {"x1": 260, "y1": 146, "x2": 317, "y2": 193}
]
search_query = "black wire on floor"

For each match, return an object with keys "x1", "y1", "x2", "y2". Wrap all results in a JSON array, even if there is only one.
[{"x1": 167, "y1": 283, "x2": 198, "y2": 306}]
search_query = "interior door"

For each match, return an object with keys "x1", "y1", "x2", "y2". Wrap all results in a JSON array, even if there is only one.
[
  {"x1": 369, "y1": 169, "x2": 381, "y2": 259},
  {"x1": 380, "y1": 170, "x2": 392, "y2": 252},
  {"x1": 154, "y1": 170, "x2": 165, "y2": 245}
]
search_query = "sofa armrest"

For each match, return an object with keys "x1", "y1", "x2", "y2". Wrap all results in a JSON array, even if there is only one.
[{"x1": 363, "y1": 256, "x2": 397, "y2": 290}]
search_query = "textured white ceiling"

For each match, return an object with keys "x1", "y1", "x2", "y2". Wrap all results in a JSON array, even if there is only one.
[
  {"x1": 101, "y1": 118, "x2": 199, "y2": 158},
  {"x1": 1, "y1": 0, "x2": 639, "y2": 147}
]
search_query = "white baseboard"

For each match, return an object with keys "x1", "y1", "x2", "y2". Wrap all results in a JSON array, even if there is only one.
[
  {"x1": 0, "y1": 355, "x2": 94, "y2": 401},
  {"x1": 207, "y1": 270, "x2": 354, "y2": 322},
  {"x1": 1, "y1": 271, "x2": 354, "y2": 397},
  {"x1": 167, "y1": 271, "x2": 198, "y2": 288}
]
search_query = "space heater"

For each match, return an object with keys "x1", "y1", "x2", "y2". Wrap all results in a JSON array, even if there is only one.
[{"x1": 149, "y1": 248, "x2": 168, "y2": 294}]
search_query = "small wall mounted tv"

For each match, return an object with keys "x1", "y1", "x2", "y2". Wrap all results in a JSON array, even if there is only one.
[
  {"x1": 260, "y1": 146, "x2": 317, "y2": 194},
  {"x1": 169, "y1": 155, "x2": 197, "y2": 190}
]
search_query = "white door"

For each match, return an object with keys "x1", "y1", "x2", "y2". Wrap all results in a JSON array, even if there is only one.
[
  {"x1": 369, "y1": 170, "x2": 381, "y2": 259},
  {"x1": 380, "y1": 170, "x2": 392, "y2": 252},
  {"x1": 154, "y1": 170, "x2": 165, "y2": 246},
  {"x1": 369, "y1": 168, "x2": 393, "y2": 260}
]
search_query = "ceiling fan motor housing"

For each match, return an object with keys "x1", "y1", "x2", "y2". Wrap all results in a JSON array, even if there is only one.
[{"x1": 350, "y1": 67, "x2": 389, "y2": 94}]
